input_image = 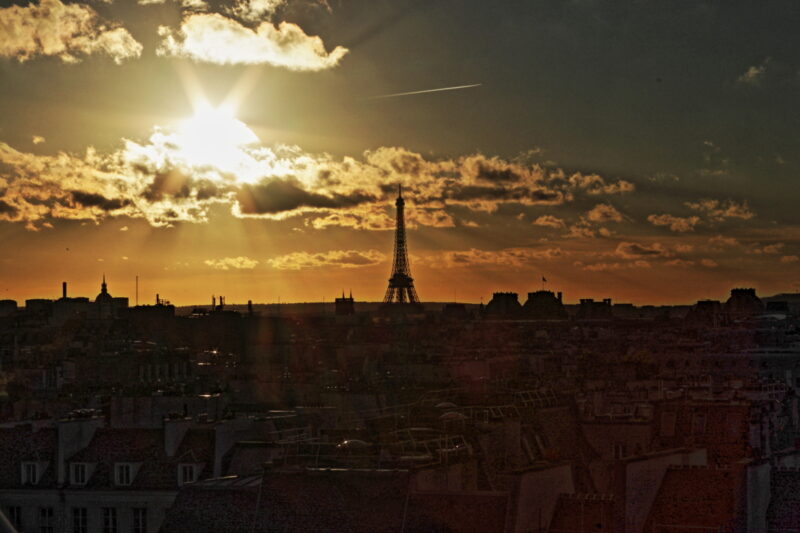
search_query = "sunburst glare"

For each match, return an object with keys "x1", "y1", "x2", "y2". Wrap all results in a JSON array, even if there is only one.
[{"x1": 176, "y1": 103, "x2": 260, "y2": 172}]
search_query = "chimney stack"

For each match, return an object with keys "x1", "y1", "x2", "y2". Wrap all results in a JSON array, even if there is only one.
[
  {"x1": 557, "y1": 291, "x2": 562, "y2": 303},
  {"x1": 62, "y1": 282, "x2": 67, "y2": 299}
]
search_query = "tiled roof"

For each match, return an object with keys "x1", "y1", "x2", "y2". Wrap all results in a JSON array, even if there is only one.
[
  {"x1": 405, "y1": 491, "x2": 509, "y2": 533},
  {"x1": 768, "y1": 468, "x2": 800, "y2": 531},
  {"x1": 66, "y1": 427, "x2": 214, "y2": 490},
  {"x1": 644, "y1": 466, "x2": 745, "y2": 531},
  {"x1": 162, "y1": 468, "x2": 509, "y2": 533},
  {"x1": 0, "y1": 425, "x2": 57, "y2": 488},
  {"x1": 548, "y1": 493, "x2": 616, "y2": 533}
]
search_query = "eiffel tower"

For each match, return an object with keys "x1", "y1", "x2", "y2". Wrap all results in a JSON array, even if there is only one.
[{"x1": 382, "y1": 185, "x2": 422, "y2": 307}]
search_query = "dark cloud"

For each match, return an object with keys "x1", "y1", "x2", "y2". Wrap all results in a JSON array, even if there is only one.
[
  {"x1": 474, "y1": 163, "x2": 521, "y2": 183},
  {"x1": 142, "y1": 170, "x2": 193, "y2": 202},
  {"x1": 615, "y1": 242, "x2": 670, "y2": 259},
  {"x1": 0, "y1": 199, "x2": 17, "y2": 216},
  {"x1": 449, "y1": 184, "x2": 563, "y2": 205},
  {"x1": 69, "y1": 191, "x2": 129, "y2": 211},
  {"x1": 236, "y1": 178, "x2": 375, "y2": 215}
]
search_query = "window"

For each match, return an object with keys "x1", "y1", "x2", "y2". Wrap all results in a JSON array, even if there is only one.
[
  {"x1": 102, "y1": 508, "x2": 117, "y2": 533},
  {"x1": 7, "y1": 506, "x2": 22, "y2": 530},
  {"x1": 179, "y1": 464, "x2": 196, "y2": 485},
  {"x1": 22, "y1": 462, "x2": 38, "y2": 484},
  {"x1": 72, "y1": 508, "x2": 88, "y2": 533},
  {"x1": 71, "y1": 463, "x2": 87, "y2": 485},
  {"x1": 39, "y1": 507, "x2": 54, "y2": 533},
  {"x1": 115, "y1": 464, "x2": 132, "y2": 486},
  {"x1": 132, "y1": 508, "x2": 147, "y2": 533}
]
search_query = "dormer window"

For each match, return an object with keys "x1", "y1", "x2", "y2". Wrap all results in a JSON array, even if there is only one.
[
  {"x1": 21, "y1": 462, "x2": 39, "y2": 485},
  {"x1": 178, "y1": 463, "x2": 197, "y2": 485},
  {"x1": 71, "y1": 463, "x2": 88, "y2": 485},
  {"x1": 115, "y1": 463, "x2": 132, "y2": 486}
]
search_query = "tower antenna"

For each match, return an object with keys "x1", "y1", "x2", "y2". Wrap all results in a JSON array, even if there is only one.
[{"x1": 382, "y1": 184, "x2": 420, "y2": 305}]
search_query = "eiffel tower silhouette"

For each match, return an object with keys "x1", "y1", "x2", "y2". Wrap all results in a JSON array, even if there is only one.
[{"x1": 382, "y1": 185, "x2": 421, "y2": 306}]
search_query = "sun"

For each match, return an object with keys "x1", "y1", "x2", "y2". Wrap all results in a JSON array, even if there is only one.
[{"x1": 175, "y1": 103, "x2": 260, "y2": 172}]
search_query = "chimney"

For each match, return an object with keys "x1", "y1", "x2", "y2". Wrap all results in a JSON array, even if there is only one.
[
  {"x1": 164, "y1": 417, "x2": 192, "y2": 457},
  {"x1": 557, "y1": 291, "x2": 562, "y2": 303},
  {"x1": 62, "y1": 282, "x2": 67, "y2": 299},
  {"x1": 156, "y1": 293, "x2": 160, "y2": 305},
  {"x1": 248, "y1": 300, "x2": 253, "y2": 315}
]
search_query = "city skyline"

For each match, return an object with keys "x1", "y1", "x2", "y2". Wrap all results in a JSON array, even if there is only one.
[{"x1": 2, "y1": 0, "x2": 799, "y2": 304}]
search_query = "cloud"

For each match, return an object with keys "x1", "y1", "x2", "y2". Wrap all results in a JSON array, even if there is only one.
[
  {"x1": 532, "y1": 215, "x2": 565, "y2": 228},
  {"x1": 781, "y1": 255, "x2": 799, "y2": 264},
  {"x1": 431, "y1": 247, "x2": 565, "y2": 269},
  {"x1": 647, "y1": 213, "x2": 701, "y2": 232},
  {"x1": 0, "y1": 0, "x2": 142, "y2": 64},
  {"x1": 32, "y1": 135, "x2": 45, "y2": 145},
  {"x1": 236, "y1": 178, "x2": 375, "y2": 215},
  {"x1": 0, "y1": 142, "x2": 136, "y2": 228},
  {"x1": 737, "y1": 59, "x2": 769, "y2": 86},
  {"x1": 749, "y1": 243, "x2": 784, "y2": 255},
  {"x1": 615, "y1": 241, "x2": 670, "y2": 259},
  {"x1": 666, "y1": 258, "x2": 695, "y2": 267},
  {"x1": 579, "y1": 260, "x2": 651, "y2": 272},
  {"x1": 586, "y1": 203, "x2": 623, "y2": 223},
  {"x1": 227, "y1": 0, "x2": 285, "y2": 22},
  {"x1": 700, "y1": 258, "x2": 718, "y2": 268},
  {"x1": 0, "y1": 118, "x2": 643, "y2": 232},
  {"x1": 204, "y1": 256, "x2": 259, "y2": 270},
  {"x1": 708, "y1": 235, "x2": 740, "y2": 248},
  {"x1": 267, "y1": 249, "x2": 385, "y2": 270},
  {"x1": 685, "y1": 199, "x2": 755, "y2": 221},
  {"x1": 139, "y1": 0, "x2": 209, "y2": 10},
  {"x1": 567, "y1": 173, "x2": 635, "y2": 195},
  {"x1": 157, "y1": 13, "x2": 348, "y2": 70}
]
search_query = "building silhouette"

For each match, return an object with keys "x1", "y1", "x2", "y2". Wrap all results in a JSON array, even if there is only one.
[
  {"x1": 522, "y1": 290, "x2": 567, "y2": 320},
  {"x1": 484, "y1": 292, "x2": 522, "y2": 317},
  {"x1": 335, "y1": 291, "x2": 355, "y2": 315}
]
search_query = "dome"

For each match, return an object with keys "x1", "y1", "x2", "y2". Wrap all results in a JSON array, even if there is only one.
[{"x1": 95, "y1": 276, "x2": 113, "y2": 304}]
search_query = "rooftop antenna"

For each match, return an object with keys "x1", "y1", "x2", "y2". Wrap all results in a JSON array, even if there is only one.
[{"x1": 135, "y1": 276, "x2": 139, "y2": 306}]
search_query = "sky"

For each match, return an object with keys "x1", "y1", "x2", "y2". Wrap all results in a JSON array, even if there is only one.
[{"x1": 0, "y1": 0, "x2": 798, "y2": 305}]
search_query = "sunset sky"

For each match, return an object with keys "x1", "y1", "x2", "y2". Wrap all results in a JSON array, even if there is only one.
[{"x1": 1, "y1": 0, "x2": 798, "y2": 305}]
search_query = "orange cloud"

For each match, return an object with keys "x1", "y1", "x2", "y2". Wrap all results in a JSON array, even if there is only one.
[
  {"x1": 267, "y1": 249, "x2": 386, "y2": 270},
  {"x1": 647, "y1": 213, "x2": 700, "y2": 232},
  {"x1": 204, "y1": 256, "x2": 259, "y2": 270}
]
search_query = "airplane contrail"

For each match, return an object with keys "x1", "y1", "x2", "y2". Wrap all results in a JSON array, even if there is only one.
[{"x1": 368, "y1": 83, "x2": 482, "y2": 100}]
